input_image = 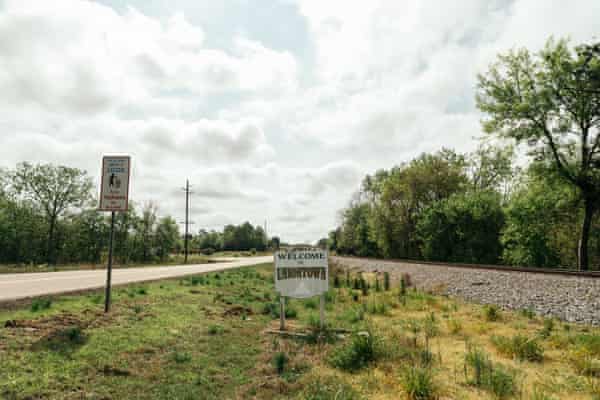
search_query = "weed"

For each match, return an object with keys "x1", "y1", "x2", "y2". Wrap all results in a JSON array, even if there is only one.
[
  {"x1": 343, "y1": 306, "x2": 365, "y2": 324},
  {"x1": 273, "y1": 352, "x2": 288, "y2": 374},
  {"x1": 539, "y1": 319, "x2": 554, "y2": 338},
  {"x1": 383, "y1": 272, "x2": 390, "y2": 291},
  {"x1": 333, "y1": 274, "x2": 341, "y2": 288},
  {"x1": 137, "y1": 286, "x2": 148, "y2": 295},
  {"x1": 30, "y1": 298, "x2": 52, "y2": 312},
  {"x1": 375, "y1": 276, "x2": 381, "y2": 292},
  {"x1": 304, "y1": 298, "x2": 318, "y2": 309},
  {"x1": 447, "y1": 318, "x2": 462, "y2": 335},
  {"x1": 401, "y1": 273, "x2": 412, "y2": 288},
  {"x1": 329, "y1": 328, "x2": 380, "y2": 371},
  {"x1": 366, "y1": 300, "x2": 389, "y2": 315},
  {"x1": 345, "y1": 270, "x2": 351, "y2": 288},
  {"x1": 519, "y1": 308, "x2": 536, "y2": 320},
  {"x1": 423, "y1": 313, "x2": 439, "y2": 341},
  {"x1": 484, "y1": 305, "x2": 501, "y2": 322},
  {"x1": 207, "y1": 324, "x2": 224, "y2": 335},
  {"x1": 65, "y1": 326, "x2": 84, "y2": 343},
  {"x1": 464, "y1": 346, "x2": 516, "y2": 399},
  {"x1": 133, "y1": 305, "x2": 143, "y2": 314},
  {"x1": 172, "y1": 352, "x2": 192, "y2": 363},
  {"x1": 297, "y1": 376, "x2": 359, "y2": 400},
  {"x1": 401, "y1": 367, "x2": 437, "y2": 400},
  {"x1": 491, "y1": 334, "x2": 544, "y2": 362}
]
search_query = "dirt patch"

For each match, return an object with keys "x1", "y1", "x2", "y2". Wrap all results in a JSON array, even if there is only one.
[{"x1": 223, "y1": 305, "x2": 253, "y2": 317}]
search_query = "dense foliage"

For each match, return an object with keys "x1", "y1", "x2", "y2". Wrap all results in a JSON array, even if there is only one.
[{"x1": 328, "y1": 39, "x2": 600, "y2": 269}]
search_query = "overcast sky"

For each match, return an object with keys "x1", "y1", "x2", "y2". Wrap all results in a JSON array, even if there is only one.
[{"x1": 0, "y1": 0, "x2": 599, "y2": 243}]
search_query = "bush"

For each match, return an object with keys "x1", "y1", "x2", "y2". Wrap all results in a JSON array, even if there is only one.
[
  {"x1": 484, "y1": 305, "x2": 501, "y2": 322},
  {"x1": 491, "y1": 334, "x2": 544, "y2": 362},
  {"x1": 519, "y1": 308, "x2": 536, "y2": 320},
  {"x1": 329, "y1": 329, "x2": 379, "y2": 371},
  {"x1": 201, "y1": 247, "x2": 215, "y2": 255},
  {"x1": 304, "y1": 298, "x2": 318, "y2": 309},
  {"x1": 30, "y1": 298, "x2": 52, "y2": 312},
  {"x1": 401, "y1": 367, "x2": 437, "y2": 400},
  {"x1": 273, "y1": 352, "x2": 288, "y2": 375}
]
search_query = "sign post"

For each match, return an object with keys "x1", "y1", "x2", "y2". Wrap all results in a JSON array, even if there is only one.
[
  {"x1": 274, "y1": 247, "x2": 328, "y2": 330},
  {"x1": 99, "y1": 155, "x2": 131, "y2": 313}
]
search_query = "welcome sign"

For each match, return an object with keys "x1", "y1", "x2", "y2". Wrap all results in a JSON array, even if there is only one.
[{"x1": 274, "y1": 247, "x2": 328, "y2": 299}]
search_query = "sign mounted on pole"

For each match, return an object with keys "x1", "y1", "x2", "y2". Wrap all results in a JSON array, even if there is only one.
[
  {"x1": 274, "y1": 247, "x2": 328, "y2": 330},
  {"x1": 99, "y1": 156, "x2": 131, "y2": 212},
  {"x1": 98, "y1": 155, "x2": 131, "y2": 313}
]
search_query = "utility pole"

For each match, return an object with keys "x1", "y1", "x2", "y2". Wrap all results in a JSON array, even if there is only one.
[{"x1": 180, "y1": 180, "x2": 194, "y2": 264}]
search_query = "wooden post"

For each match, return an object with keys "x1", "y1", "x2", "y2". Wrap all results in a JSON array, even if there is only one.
[{"x1": 280, "y1": 296, "x2": 286, "y2": 330}]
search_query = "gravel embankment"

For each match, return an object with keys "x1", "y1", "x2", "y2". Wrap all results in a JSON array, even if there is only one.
[{"x1": 331, "y1": 256, "x2": 600, "y2": 325}]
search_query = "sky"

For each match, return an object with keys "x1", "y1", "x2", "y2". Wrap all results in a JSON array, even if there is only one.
[{"x1": 0, "y1": 0, "x2": 599, "y2": 243}]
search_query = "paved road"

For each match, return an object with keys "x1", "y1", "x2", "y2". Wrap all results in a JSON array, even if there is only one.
[{"x1": 0, "y1": 256, "x2": 273, "y2": 302}]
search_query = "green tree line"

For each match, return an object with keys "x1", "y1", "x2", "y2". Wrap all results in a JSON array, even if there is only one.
[
  {"x1": 327, "y1": 38, "x2": 600, "y2": 270},
  {"x1": 0, "y1": 163, "x2": 274, "y2": 266}
]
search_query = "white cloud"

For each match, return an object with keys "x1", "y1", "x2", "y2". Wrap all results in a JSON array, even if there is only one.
[{"x1": 1, "y1": 0, "x2": 599, "y2": 243}]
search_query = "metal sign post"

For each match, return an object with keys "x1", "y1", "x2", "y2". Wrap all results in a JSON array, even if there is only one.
[
  {"x1": 99, "y1": 155, "x2": 131, "y2": 313},
  {"x1": 104, "y1": 211, "x2": 115, "y2": 313}
]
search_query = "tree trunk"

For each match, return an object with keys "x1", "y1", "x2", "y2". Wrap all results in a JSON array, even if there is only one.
[{"x1": 578, "y1": 198, "x2": 595, "y2": 271}]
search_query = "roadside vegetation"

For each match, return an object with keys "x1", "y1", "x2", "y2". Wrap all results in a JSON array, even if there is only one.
[
  {"x1": 323, "y1": 38, "x2": 600, "y2": 271},
  {"x1": 2, "y1": 262, "x2": 600, "y2": 399}
]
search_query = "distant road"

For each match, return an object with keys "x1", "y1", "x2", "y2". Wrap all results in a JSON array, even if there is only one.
[{"x1": 0, "y1": 256, "x2": 273, "y2": 302}]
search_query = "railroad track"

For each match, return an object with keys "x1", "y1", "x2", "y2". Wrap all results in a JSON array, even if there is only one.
[{"x1": 331, "y1": 255, "x2": 600, "y2": 278}]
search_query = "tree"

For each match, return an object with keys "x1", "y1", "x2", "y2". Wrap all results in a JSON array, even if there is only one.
[
  {"x1": 468, "y1": 144, "x2": 516, "y2": 196},
  {"x1": 155, "y1": 216, "x2": 180, "y2": 261},
  {"x1": 11, "y1": 163, "x2": 92, "y2": 264},
  {"x1": 417, "y1": 191, "x2": 505, "y2": 264},
  {"x1": 477, "y1": 38, "x2": 600, "y2": 269}
]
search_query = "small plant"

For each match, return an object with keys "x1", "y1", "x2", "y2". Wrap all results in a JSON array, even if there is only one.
[
  {"x1": 464, "y1": 346, "x2": 516, "y2": 399},
  {"x1": 346, "y1": 270, "x2": 351, "y2": 287},
  {"x1": 298, "y1": 376, "x2": 359, "y2": 400},
  {"x1": 207, "y1": 324, "x2": 224, "y2": 335},
  {"x1": 133, "y1": 305, "x2": 143, "y2": 314},
  {"x1": 30, "y1": 298, "x2": 52, "y2": 312},
  {"x1": 333, "y1": 274, "x2": 341, "y2": 288},
  {"x1": 401, "y1": 273, "x2": 412, "y2": 288},
  {"x1": 304, "y1": 298, "x2": 318, "y2": 309},
  {"x1": 329, "y1": 328, "x2": 379, "y2": 371},
  {"x1": 383, "y1": 272, "x2": 390, "y2": 291},
  {"x1": 375, "y1": 276, "x2": 381, "y2": 292},
  {"x1": 519, "y1": 308, "x2": 536, "y2": 320},
  {"x1": 65, "y1": 326, "x2": 84, "y2": 343},
  {"x1": 137, "y1": 287, "x2": 148, "y2": 295},
  {"x1": 353, "y1": 277, "x2": 360, "y2": 290},
  {"x1": 172, "y1": 351, "x2": 192, "y2": 363},
  {"x1": 272, "y1": 352, "x2": 288, "y2": 375},
  {"x1": 491, "y1": 334, "x2": 544, "y2": 362},
  {"x1": 401, "y1": 367, "x2": 437, "y2": 400},
  {"x1": 447, "y1": 318, "x2": 462, "y2": 335},
  {"x1": 539, "y1": 318, "x2": 554, "y2": 338},
  {"x1": 352, "y1": 292, "x2": 359, "y2": 302},
  {"x1": 423, "y1": 313, "x2": 439, "y2": 342},
  {"x1": 484, "y1": 305, "x2": 500, "y2": 322}
]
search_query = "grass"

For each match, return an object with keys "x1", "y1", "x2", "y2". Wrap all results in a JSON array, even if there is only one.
[{"x1": 2, "y1": 264, "x2": 600, "y2": 399}]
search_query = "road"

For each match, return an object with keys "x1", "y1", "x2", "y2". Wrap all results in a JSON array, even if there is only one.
[{"x1": 0, "y1": 256, "x2": 273, "y2": 302}]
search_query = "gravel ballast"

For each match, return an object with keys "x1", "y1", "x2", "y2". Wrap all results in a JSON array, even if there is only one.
[{"x1": 331, "y1": 256, "x2": 600, "y2": 325}]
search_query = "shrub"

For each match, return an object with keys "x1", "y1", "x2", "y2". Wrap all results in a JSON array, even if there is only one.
[
  {"x1": 30, "y1": 298, "x2": 52, "y2": 312},
  {"x1": 201, "y1": 247, "x2": 215, "y2": 255},
  {"x1": 329, "y1": 329, "x2": 379, "y2": 371},
  {"x1": 65, "y1": 326, "x2": 84, "y2": 343},
  {"x1": 137, "y1": 287, "x2": 148, "y2": 295},
  {"x1": 491, "y1": 334, "x2": 544, "y2": 362},
  {"x1": 401, "y1": 367, "x2": 437, "y2": 400},
  {"x1": 484, "y1": 305, "x2": 501, "y2": 322},
  {"x1": 273, "y1": 352, "x2": 288, "y2": 375}
]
